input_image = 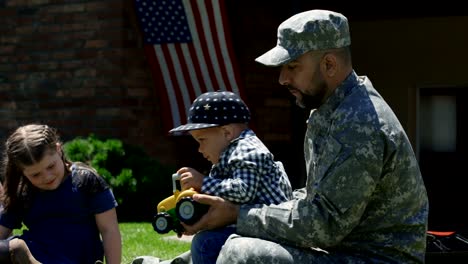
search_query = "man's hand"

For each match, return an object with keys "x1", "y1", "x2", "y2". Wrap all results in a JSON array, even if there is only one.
[
  {"x1": 177, "y1": 167, "x2": 204, "y2": 191},
  {"x1": 181, "y1": 194, "x2": 239, "y2": 235}
]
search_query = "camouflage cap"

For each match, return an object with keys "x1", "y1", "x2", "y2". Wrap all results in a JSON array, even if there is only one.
[{"x1": 255, "y1": 10, "x2": 351, "y2": 66}]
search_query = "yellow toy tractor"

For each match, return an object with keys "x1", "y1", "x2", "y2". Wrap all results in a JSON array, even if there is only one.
[{"x1": 152, "y1": 173, "x2": 209, "y2": 234}]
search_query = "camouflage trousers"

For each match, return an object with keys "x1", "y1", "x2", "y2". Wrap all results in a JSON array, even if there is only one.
[
  {"x1": 132, "y1": 234, "x2": 369, "y2": 264},
  {"x1": 216, "y1": 234, "x2": 368, "y2": 263}
]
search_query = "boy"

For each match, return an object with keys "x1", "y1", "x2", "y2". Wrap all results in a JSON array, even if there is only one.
[{"x1": 169, "y1": 91, "x2": 292, "y2": 264}]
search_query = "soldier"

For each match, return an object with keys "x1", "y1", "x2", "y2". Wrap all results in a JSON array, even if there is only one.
[{"x1": 134, "y1": 9, "x2": 429, "y2": 264}]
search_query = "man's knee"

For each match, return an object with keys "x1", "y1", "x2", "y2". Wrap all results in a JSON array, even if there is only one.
[
  {"x1": 217, "y1": 235, "x2": 295, "y2": 264},
  {"x1": 217, "y1": 235, "x2": 250, "y2": 263},
  {"x1": 217, "y1": 235, "x2": 272, "y2": 264}
]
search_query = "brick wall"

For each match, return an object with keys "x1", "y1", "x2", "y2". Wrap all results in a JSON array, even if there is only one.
[
  {"x1": 2, "y1": 1, "x2": 409, "y2": 189},
  {"x1": 1, "y1": 1, "x2": 453, "y2": 192},
  {"x1": 0, "y1": 0, "x2": 310, "y2": 188},
  {"x1": 0, "y1": 0, "x2": 177, "y2": 165}
]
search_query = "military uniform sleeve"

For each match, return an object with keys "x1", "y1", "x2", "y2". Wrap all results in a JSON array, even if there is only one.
[{"x1": 236, "y1": 138, "x2": 381, "y2": 249}]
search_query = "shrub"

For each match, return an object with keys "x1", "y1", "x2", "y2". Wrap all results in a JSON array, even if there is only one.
[{"x1": 63, "y1": 135, "x2": 175, "y2": 221}]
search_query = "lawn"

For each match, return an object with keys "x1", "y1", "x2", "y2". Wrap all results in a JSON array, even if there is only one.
[
  {"x1": 13, "y1": 222, "x2": 190, "y2": 263},
  {"x1": 121, "y1": 222, "x2": 191, "y2": 263}
]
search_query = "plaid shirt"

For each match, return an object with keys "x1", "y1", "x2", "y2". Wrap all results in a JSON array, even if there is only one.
[{"x1": 201, "y1": 129, "x2": 292, "y2": 205}]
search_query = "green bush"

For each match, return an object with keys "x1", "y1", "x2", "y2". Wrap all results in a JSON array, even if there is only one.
[{"x1": 63, "y1": 135, "x2": 176, "y2": 221}]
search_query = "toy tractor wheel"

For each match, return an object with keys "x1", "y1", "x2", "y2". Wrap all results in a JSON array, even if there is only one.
[
  {"x1": 176, "y1": 196, "x2": 209, "y2": 225},
  {"x1": 152, "y1": 212, "x2": 173, "y2": 234}
]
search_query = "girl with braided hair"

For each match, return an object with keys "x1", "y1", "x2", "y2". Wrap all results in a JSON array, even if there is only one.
[{"x1": 0, "y1": 124, "x2": 121, "y2": 264}]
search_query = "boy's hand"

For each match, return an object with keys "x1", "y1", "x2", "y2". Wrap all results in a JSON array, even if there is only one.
[
  {"x1": 181, "y1": 194, "x2": 239, "y2": 235},
  {"x1": 177, "y1": 167, "x2": 204, "y2": 191}
]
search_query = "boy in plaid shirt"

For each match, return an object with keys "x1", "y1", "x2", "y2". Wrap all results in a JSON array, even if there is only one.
[{"x1": 169, "y1": 91, "x2": 293, "y2": 264}]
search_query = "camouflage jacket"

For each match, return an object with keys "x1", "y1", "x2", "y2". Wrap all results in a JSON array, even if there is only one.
[{"x1": 237, "y1": 71, "x2": 429, "y2": 263}]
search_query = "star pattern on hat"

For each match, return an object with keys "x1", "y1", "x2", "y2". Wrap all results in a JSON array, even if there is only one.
[{"x1": 169, "y1": 91, "x2": 251, "y2": 133}]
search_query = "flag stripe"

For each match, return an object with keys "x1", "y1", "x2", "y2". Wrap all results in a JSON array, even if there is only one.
[
  {"x1": 180, "y1": 43, "x2": 202, "y2": 96},
  {"x1": 212, "y1": 0, "x2": 240, "y2": 95},
  {"x1": 167, "y1": 45, "x2": 192, "y2": 113},
  {"x1": 184, "y1": 0, "x2": 216, "y2": 92},
  {"x1": 195, "y1": 0, "x2": 226, "y2": 90},
  {"x1": 136, "y1": 0, "x2": 245, "y2": 131},
  {"x1": 185, "y1": 42, "x2": 208, "y2": 94},
  {"x1": 156, "y1": 45, "x2": 185, "y2": 126},
  {"x1": 202, "y1": 0, "x2": 230, "y2": 91},
  {"x1": 192, "y1": 2, "x2": 224, "y2": 91},
  {"x1": 144, "y1": 45, "x2": 175, "y2": 132},
  {"x1": 174, "y1": 44, "x2": 196, "y2": 102},
  {"x1": 217, "y1": 0, "x2": 245, "y2": 98}
]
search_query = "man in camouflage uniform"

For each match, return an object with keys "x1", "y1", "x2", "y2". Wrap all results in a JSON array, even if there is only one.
[{"x1": 133, "y1": 9, "x2": 428, "y2": 264}]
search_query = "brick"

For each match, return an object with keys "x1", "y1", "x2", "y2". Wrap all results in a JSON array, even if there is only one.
[
  {"x1": 0, "y1": 83, "x2": 13, "y2": 91},
  {"x1": 63, "y1": 87, "x2": 94, "y2": 98},
  {"x1": 17, "y1": 16, "x2": 34, "y2": 26},
  {"x1": 84, "y1": 39, "x2": 108, "y2": 49},
  {"x1": 0, "y1": 8, "x2": 16, "y2": 16},
  {"x1": 52, "y1": 51, "x2": 76, "y2": 60},
  {"x1": 73, "y1": 68, "x2": 96, "y2": 78},
  {"x1": 38, "y1": 24, "x2": 62, "y2": 33},
  {"x1": 61, "y1": 23, "x2": 86, "y2": 32},
  {"x1": 126, "y1": 87, "x2": 150, "y2": 97},
  {"x1": 37, "y1": 62, "x2": 59, "y2": 70},
  {"x1": 62, "y1": 4, "x2": 85, "y2": 13},
  {"x1": 0, "y1": 64, "x2": 16, "y2": 72},
  {"x1": 49, "y1": 71, "x2": 73, "y2": 79},
  {"x1": 29, "y1": 0, "x2": 50, "y2": 5},
  {"x1": 96, "y1": 107, "x2": 126, "y2": 117},
  {"x1": 0, "y1": 45, "x2": 15, "y2": 54},
  {"x1": 14, "y1": 74, "x2": 27, "y2": 81},
  {"x1": 85, "y1": 1, "x2": 109, "y2": 12},
  {"x1": 61, "y1": 60, "x2": 85, "y2": 70},
  {"x1": 15, "y1": 26, "x2": 34, "y2": 34},
  {"x1": 0, "y1": 36, "x2": 19, "y2": 44},
  {"x1": 17, "y1": 63, "x2": 38, "y2": 71}
]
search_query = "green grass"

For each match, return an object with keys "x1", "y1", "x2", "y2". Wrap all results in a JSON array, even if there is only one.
[
  {"x1": 14, "y1": 222, "x2": 191, "y2": 264},
  {"x1": 121, "y1": 222, "x2": 191, "y2": 263}
]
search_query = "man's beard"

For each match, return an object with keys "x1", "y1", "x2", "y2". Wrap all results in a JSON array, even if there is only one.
[
  {"x1": 294, "y1": 64, "x2": 328, "y2": 110},
  {"x1": 295, "y1": 80, "x2": 328, "y2": 111},
  {"x1": 296, "y1": 91, "x2": 322, "y2": 110}
]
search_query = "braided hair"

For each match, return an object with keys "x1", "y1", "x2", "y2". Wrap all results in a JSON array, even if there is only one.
[{"x1": 1, "y1": 124, "x2": 72, "y2": 212}]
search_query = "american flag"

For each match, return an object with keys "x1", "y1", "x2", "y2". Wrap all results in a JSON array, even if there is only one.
[{"x1": 134, "y1": 0, "x2": 245, "y2": 132}]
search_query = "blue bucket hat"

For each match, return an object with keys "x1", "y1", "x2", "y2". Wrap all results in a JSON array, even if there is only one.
[
  {"x1": 255, "y1": 10, "x2": 351, "y2": 66},
  {"x1": 169, "y1": 91, "x2": 251, "y2": 133}
]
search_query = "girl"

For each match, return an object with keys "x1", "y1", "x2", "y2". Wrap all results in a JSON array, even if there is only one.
[{"x1": 0, "y1": 124, "x2": 121, "y2": 264}]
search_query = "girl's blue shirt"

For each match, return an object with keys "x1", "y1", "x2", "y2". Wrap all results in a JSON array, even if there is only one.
[{"x1": 0, "y1": 164, "x2": 118, "y2": 264}]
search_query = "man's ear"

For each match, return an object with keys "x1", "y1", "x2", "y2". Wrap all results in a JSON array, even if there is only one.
[{"x1": 322, "y1": 53, "x2": 338, "y2": 77}]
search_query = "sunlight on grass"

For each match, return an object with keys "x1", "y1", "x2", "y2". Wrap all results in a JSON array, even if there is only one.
[
  {"x1": 13, "y1": 222, "x2": 190, "y2": 263},
  {"x1": 121, "y1": 222, "x2": 191, "y2": 263}
]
